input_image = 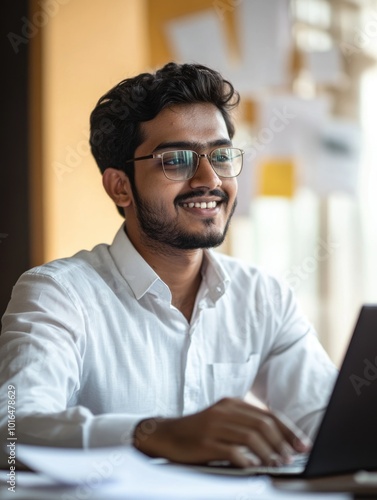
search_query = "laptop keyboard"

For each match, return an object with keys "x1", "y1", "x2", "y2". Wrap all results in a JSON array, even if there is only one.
[{"x1": 200, "y1": 453, "x2": 309, "y2": 476}]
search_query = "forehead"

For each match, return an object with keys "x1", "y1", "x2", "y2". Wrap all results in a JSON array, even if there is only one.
[{"x1": 136, "y1": 103, "x2": 230, "y2": 153}]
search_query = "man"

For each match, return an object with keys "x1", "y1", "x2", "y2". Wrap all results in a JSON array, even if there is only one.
[{"x1": 0, "y1": 62, "x2": 337, "y2": 468}]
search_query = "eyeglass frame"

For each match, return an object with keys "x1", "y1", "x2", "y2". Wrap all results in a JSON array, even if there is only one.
[{"x1": 123, "y1": 147, "x2": 244, "y2": 181}]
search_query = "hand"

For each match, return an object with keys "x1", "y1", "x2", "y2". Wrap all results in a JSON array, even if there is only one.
[{"x1": 133, "y1": 397, "x2": 311, "y2": 468}]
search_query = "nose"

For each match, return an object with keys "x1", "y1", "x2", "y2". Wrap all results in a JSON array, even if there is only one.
[{"x1": 189, "y1": 155, "x2": 222, "y2": 190}]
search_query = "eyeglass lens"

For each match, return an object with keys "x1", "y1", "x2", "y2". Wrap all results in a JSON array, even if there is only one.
[{"x1": 161, "y1": 148, "x2": 243, "y2": 180}]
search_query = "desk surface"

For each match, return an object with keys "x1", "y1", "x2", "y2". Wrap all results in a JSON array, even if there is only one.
[
  {"x1": 274, "y1": 474, "x2": 377, "y2": 498},
  {"x1": 2, "y1": 444, "x2": 376, "y2": 500},
  {"x1": 0, "y1": 469, "x2": 366, "y2": 500}
]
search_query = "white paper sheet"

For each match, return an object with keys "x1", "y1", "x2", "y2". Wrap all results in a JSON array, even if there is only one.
[
  {"x1": 164, "y1": 9, "x2": 231, "y2": 76},
  {"x1": 165, "y1": 0, "x2": 292, "y2": 96},
  {"x1": 232, "y1": 0, "x2": 292, "y2": 94},
  {"x1": 233, "y1": 123, "x2": 257, "y2": 216},
  {"x1": 308, "y1": 119, "x2": 362, "y2": 196},
  {"x1": 257, "y1": 95, "x2": 331, "y2": 158},
  {"x1": 0, "y1": 445, "x2": 351, "y2": 499},
  {"x1": 251, "y1": 94, "x2": 328, "y2": 193},
  {"x1": 252, "y1": 97, "x2": 361, "y2": 196},
  {"x1": 303, "y1": 47, "x2": 344, "y2": 86}
]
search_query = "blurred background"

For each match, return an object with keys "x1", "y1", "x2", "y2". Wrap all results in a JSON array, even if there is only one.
[{"x1": 1, "y1": 0, "x2": 377, "y2": 366}]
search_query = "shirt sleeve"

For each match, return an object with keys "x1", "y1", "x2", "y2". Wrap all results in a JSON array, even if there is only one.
[
  {"x1": 251, "y1": 277, "x2": 338, "y2": 439},
  {"x1": 0, "y1": 271, "x2": 142, "y2": 467}
]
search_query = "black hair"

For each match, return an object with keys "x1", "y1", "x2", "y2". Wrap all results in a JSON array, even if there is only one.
[{"x1": 89, "y1": 62, "x2": 240, "y2": 217}]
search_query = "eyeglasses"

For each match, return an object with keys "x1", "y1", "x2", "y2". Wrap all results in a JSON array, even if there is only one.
[{"x1": 124, "y1": 147, "x2": 244, "y2": 181}]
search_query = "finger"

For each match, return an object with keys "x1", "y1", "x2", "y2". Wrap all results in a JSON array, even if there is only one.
[
  {"x1": 214, "y1": 400, "x2": 294, "y2": 460},
  {"x1": 232, "y1": 401, "x2": 312, "y2": 453},
  {"x1": 208, "y1": 399, "x2": 309, "y2": 458},
  {"x1": 250, "y1": 414, "x2": 295, "y2": 461},
  {"x1": 211, "y1": 422, "x2": 285, "y2": 466},
  {"x1": 271, "y1": 410, "x2": 312, "y2": 453},
  {"x1": 209, "y1": 442, "x2": 261, "y2": 468}
]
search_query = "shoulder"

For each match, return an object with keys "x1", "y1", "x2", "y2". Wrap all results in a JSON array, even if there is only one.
[
  {"x1": 208, "y1": 250, "x2": 298, "y2": 324},
  {"x1": 209, "y1": 250, "x2": 285, "y2": 293},
  {"x1": 25, "y1": 243, "x2": 110, "y2": 280},
  {"x1": 13, "y1": 243, "x2": 113, "y2": 303}
]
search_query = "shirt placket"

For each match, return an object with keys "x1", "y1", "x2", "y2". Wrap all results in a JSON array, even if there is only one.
[{"x1": 182, "y1": 313, "x2": 202, "y2": 415}]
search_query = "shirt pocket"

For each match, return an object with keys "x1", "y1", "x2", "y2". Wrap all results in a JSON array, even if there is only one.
[{"x1": 208, "y1": 353, "x2": 261, "y2": 402}]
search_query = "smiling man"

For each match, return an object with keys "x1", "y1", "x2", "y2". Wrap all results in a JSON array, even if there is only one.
[
  {"x1": 0, "y1": 63, "x2": 337, "y2": 468},
  {"x1": 102, "y1": 102, "x2": 239, "y2": 323}
]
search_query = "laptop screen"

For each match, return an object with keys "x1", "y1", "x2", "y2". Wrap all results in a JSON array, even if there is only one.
[{"x1": 305, "y1": 305, "x2": 377, "y2": 477}]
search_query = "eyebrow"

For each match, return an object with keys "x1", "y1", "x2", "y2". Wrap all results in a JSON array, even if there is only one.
[{"x1": 152, "y1": 139, "x2": 232, "y2": 153}]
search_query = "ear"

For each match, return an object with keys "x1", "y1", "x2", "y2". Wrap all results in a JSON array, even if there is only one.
[{"x1": 102, "y1": 168, "x2": 133, "y2": 208}]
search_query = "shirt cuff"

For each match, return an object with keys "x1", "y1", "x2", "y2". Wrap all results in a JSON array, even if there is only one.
[{"x1": 86, "y1": 414, "x2": 149, "y2": 448}]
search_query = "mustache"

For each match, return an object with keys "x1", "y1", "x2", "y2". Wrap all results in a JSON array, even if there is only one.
[{"x1": 174, "y1": 189, "x2": 229, "y2": 205}]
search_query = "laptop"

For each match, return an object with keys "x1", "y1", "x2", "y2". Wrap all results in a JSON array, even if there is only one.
[{"x1": 198, "y1": 305, "x2": 377, "y2": 478}]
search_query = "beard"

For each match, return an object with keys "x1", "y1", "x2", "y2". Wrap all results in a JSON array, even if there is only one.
[{"x1": 130, "y1": 185, "x2": 237, "y2": 251}]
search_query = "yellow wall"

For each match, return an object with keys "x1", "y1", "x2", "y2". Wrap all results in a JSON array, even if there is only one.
[{"x1": 41, "y1": 0, "x2": 149, "y2": 261}]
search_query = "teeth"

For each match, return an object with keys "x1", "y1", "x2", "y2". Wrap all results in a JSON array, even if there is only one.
[{"x1": 182, "y1": 201, "x2": 218, "y2": 209}]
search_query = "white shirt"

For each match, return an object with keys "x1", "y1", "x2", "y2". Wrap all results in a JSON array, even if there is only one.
[{"x1": 0, "y1": 224, "x2": 337, "y2": 465}]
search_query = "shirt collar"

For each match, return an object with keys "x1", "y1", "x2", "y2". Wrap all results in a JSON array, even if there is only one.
[
  {"x1": 109, "y1": 224, "x2": 230, "y2": 304},
  {"x1": 201, "y1": 249, "x2": 231, "y2": 306},
  {"x1": 109, "y1": 224, "x2": 164, "y2": 300}
]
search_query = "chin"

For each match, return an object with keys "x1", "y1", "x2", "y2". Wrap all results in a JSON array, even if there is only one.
[{"x1": 170, "y1": 230, "x2": 227, "y2": 250}]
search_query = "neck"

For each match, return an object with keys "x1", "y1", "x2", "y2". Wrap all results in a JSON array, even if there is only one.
[
  {"x1": 125, "y1": 226, "x2": 205, "y2": 322},
  {"x1": 157, "y1": 252, "x2": 204, "y2": 322}
]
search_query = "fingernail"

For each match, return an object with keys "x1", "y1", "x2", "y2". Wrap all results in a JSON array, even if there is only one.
[
  {"x1": 294, "y1": 436, "x2": 312, "y2": 452},
  {"x1": 280, "y1": 443, "x2": 294, "y2": 460},
  {"x1": 248, "y1": 456, "x2": 261, "y2": 466},
  {"x1": 268, "y1": 453, "x2": 283, "y2": 466}
]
